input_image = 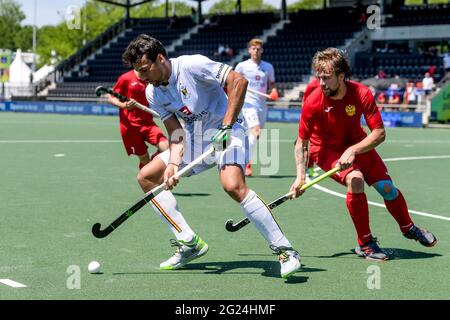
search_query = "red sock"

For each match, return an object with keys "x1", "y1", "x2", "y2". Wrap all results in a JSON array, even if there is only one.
[
  {"x1": 139, "y1": 162, "x2": 146, "y2": 170},
  {"x1": 384, "y1": 189, "x2": 413, "y2": 233},
  {"x1": 346, "y1": 192, "x2": 372, "y2": 245}
]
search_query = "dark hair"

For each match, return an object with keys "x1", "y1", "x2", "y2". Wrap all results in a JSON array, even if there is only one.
[
  {"x1": 312, "y1": 47, "x2": 352, "y2": 79},
  {"x1": 122, "y1": 34, "x2": 168, "y2": 66}
]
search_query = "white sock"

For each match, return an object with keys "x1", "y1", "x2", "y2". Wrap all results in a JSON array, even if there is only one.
[
  {"x1": 150, "y1": 190, "x2": 195, "y2": 242},
  {"x1": 240, "y1": 190, "x2": 292, "y2": 248},
  {"x1": 248, "y1": 134, "x2": 257, "y2": 163}
]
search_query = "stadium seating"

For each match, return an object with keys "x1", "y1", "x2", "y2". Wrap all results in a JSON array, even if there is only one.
[
  {"x1": 47, "y1": 17, "x2": 195, "y2": 99},
  {"x1": 385, "y1": 4, "x2": 450, "y2": 26}
]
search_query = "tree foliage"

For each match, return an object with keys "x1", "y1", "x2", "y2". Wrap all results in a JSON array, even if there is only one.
[
  {"x1": 0, "y1": 0, "x2": 26, "y2": 50},
  {"x1": 131, "y1": 1, "x2": 193, "y2": 18},
  {"x1": 288, "y1": 0, "x2": 324, "y2": 11},
  {"x1": 208, "y1": 0, "x2": 275, "y2": 14}
]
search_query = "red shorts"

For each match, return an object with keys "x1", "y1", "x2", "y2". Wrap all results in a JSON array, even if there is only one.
[
  {"x1": 309, "y1": 146, "x2": 390, "y2": 186},
  {"x1": 120, "y1": 124, "x2": 167, "y2": 156}
]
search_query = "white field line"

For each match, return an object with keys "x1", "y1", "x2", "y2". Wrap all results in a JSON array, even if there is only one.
[
  {"x1": 0, "y1": 140, "x2": 121, "y2": 143},
  {"x1": 1, "y1": 139, "x2": 449, "y2": 144},
  {"x1": 309, "y1": 155, "x2": 450, "y2": 222},
  {"x1": 0, "y1": 279, "x2": 27, "y2": 288}
]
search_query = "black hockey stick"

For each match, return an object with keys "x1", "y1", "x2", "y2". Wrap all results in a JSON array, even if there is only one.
[
  {"x1": 92, "y1": 146, "x2": 216, "y2": 238},
  {"x1": 225, "y1": 167, "x2": 339, "y2": 232},
  {"x1": 95, "y1": 85, "x2": 160, "y2": 117}
]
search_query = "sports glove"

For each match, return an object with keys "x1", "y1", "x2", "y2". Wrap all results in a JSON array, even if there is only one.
[
  {"x1": 211, "y1": 124, "x2": 232, "y2": 151},
  {"x1": 269, "y1": 91, "x2": 279, "y2": 101}
]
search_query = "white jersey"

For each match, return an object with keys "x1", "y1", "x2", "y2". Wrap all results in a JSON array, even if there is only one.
[
  {"x1": 146, "y1": 55, "x2": 245, "y2": 135},
  {"x1": 235, "y1": 59, "x2": 275, "y2": 110}
]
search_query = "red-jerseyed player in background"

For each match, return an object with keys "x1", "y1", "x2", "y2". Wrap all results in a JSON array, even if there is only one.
[
  {"x1": 289, "y1": 48, "x2": 437, "y2": 261},
  {"x1": 108, "y1": 70, "x2": 169, "y2": 170}
]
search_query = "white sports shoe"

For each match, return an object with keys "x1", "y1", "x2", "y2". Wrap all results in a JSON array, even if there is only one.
[
  {"x1": 160, "y1": 235, "x2": 209, "y2": 270},
  {"x1": 271, "y1": 246, "x2": 301, "y2": 278}
]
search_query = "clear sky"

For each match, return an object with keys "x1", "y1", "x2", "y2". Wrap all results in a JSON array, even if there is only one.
[{"x1": 18, "y1": 0, "x2": 296, "y2": 27}]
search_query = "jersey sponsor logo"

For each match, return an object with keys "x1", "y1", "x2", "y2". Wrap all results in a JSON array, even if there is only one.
[
  {"x1": 324, "y1": 106, "x2": 333, "y2": 112},
  {"x1": 216, "y1": 64, "x2": 225, "y2": 79},
  {"x1": 179, "y1": 110, "x2": 209, "y2": 124},
  {"x1": 179, "y1": 106, "x2": 192, "y2": 116},
  {"x1": 345, "y1": 104, "x2": 356, "y2": 116}
]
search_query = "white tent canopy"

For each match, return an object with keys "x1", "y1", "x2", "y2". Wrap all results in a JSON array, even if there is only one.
[{"x1": 9, "y1": 49, "x2": 32, "y2": 84}]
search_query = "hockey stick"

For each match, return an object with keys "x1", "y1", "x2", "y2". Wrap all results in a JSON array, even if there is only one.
[
  {"x1": 247, "y1": 88, "x2": 279, "y2": 101},
  {"x1": 95, "y1": 85, "x2": 160, "y2": 117},
  {"x1": 92, "y1": 146, "x2": 216, "y2": 238},
  {"x1": 225, "y1": 167, "x2": 339, "y2": 232}
]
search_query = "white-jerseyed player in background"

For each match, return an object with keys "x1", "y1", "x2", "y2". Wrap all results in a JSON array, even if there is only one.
[
  {"x1": 122, "y1": 34, "x2": 301, "y2": 278},
  {"x1": 235, "y1": 38, "x2": 279, "y2": 176}
]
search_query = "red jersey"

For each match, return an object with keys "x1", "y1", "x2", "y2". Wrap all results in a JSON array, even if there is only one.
[
  {"x1": 298, "y1": 81, "x2": 383, "y2": 152},
  {"x1": 113, "y1": 70, "x2": 155, "y2": 128}
]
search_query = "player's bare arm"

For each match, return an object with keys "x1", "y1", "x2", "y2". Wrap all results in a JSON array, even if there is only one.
[
  {"x1": 337, "y1": 127, "x2": 386, "y2": 170},
  {"x1": 163, "y1": 115, "x2": 185, "y2": 189},
  {"x1": 107, "y1": 94, "x2": 137, "y2": 110},
  {"x1": 289, "y1": 138, "x2": 310, "y2": 198},
  {"x1": 223, "y1": 70, "x2": 248, "y2": 125}
]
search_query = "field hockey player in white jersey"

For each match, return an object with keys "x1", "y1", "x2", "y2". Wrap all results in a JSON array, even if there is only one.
[
  {"x1": 122, "y1": 34, "x2": 301, "y2": 278},
  {"x1": 235, "y1": 38, "x2": 279, "y2": 176}
]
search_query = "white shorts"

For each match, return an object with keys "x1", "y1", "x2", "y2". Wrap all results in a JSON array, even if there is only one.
[
  {"x1": 242, "y1": 105, "x2": 268, "y2": 129},
  {"x1": 157, "y1": 128, "x2": 249, "y2": 176}
]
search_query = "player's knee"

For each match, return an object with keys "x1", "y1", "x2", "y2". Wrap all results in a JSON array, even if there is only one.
[
  {"x1": 373, "y1": 180, "x2": 398, "y2": 200},
  {"x1": 137, "y1": 170, "x2": 156, "y2": 188},
  {"x1": 136, "y1": 171, "x2": 147, "y2": 187},
  {"x1": 222, "y1": 181, "x2": 248, "y2": 202},
  {"x1": 346, "y1": 171, "x2": 365, "y2": 192}
]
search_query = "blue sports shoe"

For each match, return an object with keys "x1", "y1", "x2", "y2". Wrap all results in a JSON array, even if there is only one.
[
  {"x1": 403, "y1": 225, "x2": 437, "y2": 247},
  {"x1": 355, "y1": 237, "x2": 389, "y2": 261}
]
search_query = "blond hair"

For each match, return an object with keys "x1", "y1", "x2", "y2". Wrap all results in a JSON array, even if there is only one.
[{"x1": 248, "y1": 38, "x2": 264, "y2": 48}]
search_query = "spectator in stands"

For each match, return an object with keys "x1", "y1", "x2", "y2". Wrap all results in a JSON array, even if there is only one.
[
  {"x1": 389, "y1": 92, "x2": 401, "y2": 104},
  {"x1": 214, "y1": 44, "x2": 226, "y2": 59},
  {"x1": 376, "y1": 68, "x2": 387, "y2": 79},
  {"x1": 387, "y1": 83, "x2": 401, "y2": 104},
  {"x1": 290, "y1": 47, "x2": 437, "y2": 262},
  {"x1": 427, "y1": 46, "x2": 439, "y2": 57},
  {"x1": 225, "y1": 44, "x2": 234, "y2": 59},
  {"x1": 422, "y1": 72, "x2": 434, "y2": 97},
  {"x1": 235, "y1": 38, "x2": 278, "y2": 177},
  {"x1": 404, "y1": 81, "x2": 418, "y2": 105},
  {"x1": 358, "y1": 12, "x2": 367, "y2": 26},
  {"x1": 168, "y1": 14, "x2": 179, "y2": 30},
  {"x1": 443, "y1": 52, "x2": 450, "y2": 72},
  {"x1": 81, "y1": 65, "x2": 90, "y2": 78},
  {"x1": 376, "y1": 91, "x2": 386, "y2": 104},
  {"x1": 190, "y1": 7, "x2": 197, "y2": 24},
  {"x1": 428, "y1": 65, "x2": 437, "y2": 77},
  {"x1": 108, "y1": 69, "x2": 169, "y2": 171}
]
